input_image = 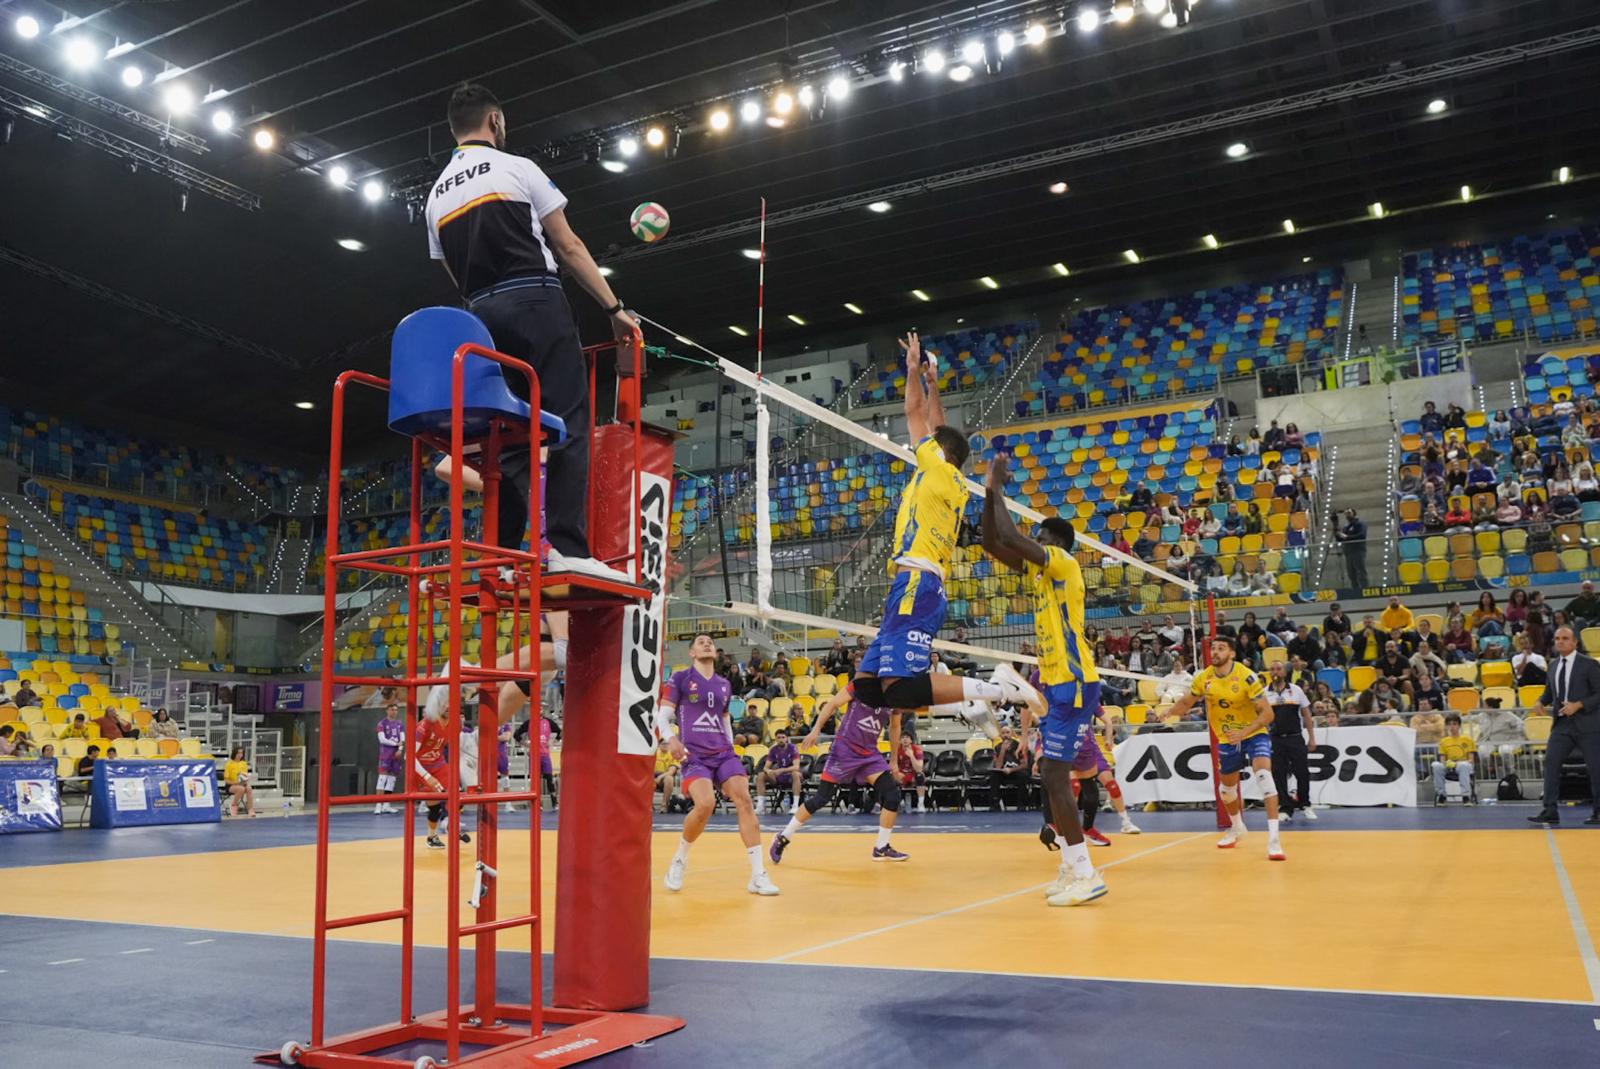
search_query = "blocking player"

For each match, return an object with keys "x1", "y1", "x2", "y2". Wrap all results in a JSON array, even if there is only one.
[
  {"x1": 656, "y1": 634, "x2": 780, "y2": 897},
  {"x1": 769, "y1": 685, "x2": 911, "y2": 864},
  {"x1": 852, "y1": 332, "x2": 1043, "y2": 727},
  {"x1": 1165, "y1": 638, "x2": 1286, "y2": 860},
  {"x1": 980, "y1": 451, "x2": 1105, "y2": 907},
  {"x1": 373, "y1": 703, "x2": 404, "y2": 814}
]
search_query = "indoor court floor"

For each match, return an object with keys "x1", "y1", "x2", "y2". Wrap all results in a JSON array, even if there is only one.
[{"x1": 2, "y1": 807, "x2": 1597, "y2": 1067}]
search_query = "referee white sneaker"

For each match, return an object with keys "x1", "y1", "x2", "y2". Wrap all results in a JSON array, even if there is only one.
[
  {"x1": 545, "y1": 548, "x2": 634, "y2": 583},
  {"x1": 991, "y1": 663, "x2": 1045, "y2": 720}
]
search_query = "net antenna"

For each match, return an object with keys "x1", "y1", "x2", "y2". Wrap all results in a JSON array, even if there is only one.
[{"x1": 754, "y1": 197, "x2": 774, "y2": 613}]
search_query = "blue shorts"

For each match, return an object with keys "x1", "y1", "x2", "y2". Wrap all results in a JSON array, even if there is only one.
[
  {"x1": 1040, "y1": 681, "x2": 1100, "y2": 763},
  {"x1": 1217, "y1": 733, "x2": 1273, "y2": 775},
  {"x1": 862, "y1": 568, "x2": 947, "y2": 678}
]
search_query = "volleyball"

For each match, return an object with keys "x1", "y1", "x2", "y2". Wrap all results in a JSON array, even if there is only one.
[{"x1": 630, "y1": 202, "x2": 670, "y2": 243}]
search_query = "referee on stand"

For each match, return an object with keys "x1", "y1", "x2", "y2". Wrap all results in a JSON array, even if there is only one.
[
  {"x1": 1265, "y1": 660, "x2": 1317, "y2": 822},
  {"x1": 424, "y1": 83, "x2": 636, "y2": 581}
]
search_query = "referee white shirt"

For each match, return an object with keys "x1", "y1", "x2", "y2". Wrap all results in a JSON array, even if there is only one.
[{"x1": 425, "y1": 141, "x2": 566, "y2": 298}]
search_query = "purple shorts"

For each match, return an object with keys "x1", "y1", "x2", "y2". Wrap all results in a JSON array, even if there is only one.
[
  {"x1": 681, "y1": 751, "x2": 747, "y2": 789},
  {"x1": 378, "y1": 752, "x2": 403, "y2": 776},
  {"x1": 497, "y1": 750, "x2": 510, "y2": 776},
  {"x1": 766, "y1": 771, "x2": 795, "y2": 790},
  {"x1": 822, "y1": 748, "x2": 890, "y2": 785},
  {"x1": 539, "y1": 754, "x2": 553, "y2": 776},
  {"x1": 1070, "y1": 732, "x2": 1110, "y2": 775}
]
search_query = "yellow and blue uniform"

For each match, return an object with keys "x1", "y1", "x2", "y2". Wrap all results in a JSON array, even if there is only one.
[
  {"x1": 862, "y1": 436, "x2": 969, "y2": 678},
  {"x1": 1191, "y1": 664, "x2": 1271, "y2": 773},
  {"x1": 1028, "y1": 545, "x2": 1102, "y2": 762}
]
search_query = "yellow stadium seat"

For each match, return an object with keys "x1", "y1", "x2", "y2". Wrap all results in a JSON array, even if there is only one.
[
  {"x1": 1397, "y1": 561, "x2": 1424, "y2": 584},
  {"x1": 1261, "y1": 646, "x2": 1288, "y2": 667},
  {"x1": 1479, "y1": 661, "x2": 1514, "y2": 689},
  {"x1": 1480, "y1": 686, "x2": 1517, "y2": 710},
  {"x1": 1347, "y1": 666, "x2": 1377, "y2": 691},
  {"x1": 1447, "y1": 687, "x2": 1481, "y2": 713},
  {"x1": 1524, "y1": 715, "x2": 1552, "y2": 743},
  {"x1": 1445, "y1": 662, "x2": 1478, "y2": 684}
]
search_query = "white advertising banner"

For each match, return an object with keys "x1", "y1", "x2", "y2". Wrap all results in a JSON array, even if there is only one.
[
  {"x1": 616, "y1": 471, "x2": 671, "y2": 756},
  {"x1": 1114, "y1": 726, "x2": 1417, "y2": 808}
]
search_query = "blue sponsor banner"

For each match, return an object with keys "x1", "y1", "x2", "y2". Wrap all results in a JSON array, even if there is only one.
[
  {"x1": 0, "y1": 759, "x2": 63, "y2": 834},
  {"x1": 89, "y1": 760, "x2": 221, "y2": 828}
]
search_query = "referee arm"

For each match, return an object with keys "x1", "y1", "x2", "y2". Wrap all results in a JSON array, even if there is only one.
[{"x1": 540, "y1": 208, "x2": 639, "y2": 342}]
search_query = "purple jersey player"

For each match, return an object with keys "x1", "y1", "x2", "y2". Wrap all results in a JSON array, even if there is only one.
[
  {"x1": 374, "y1": 704, "x2": 404, "y2": 814},
  {"x1": 656, "y1": 634, "x2": 780, "y2": 897},
  {"x1": 756, "y1": 730, "x2": 803, "y2": 813},
  {"x1": 770, "y1": 683, "x2": 911, "y2": 864}
]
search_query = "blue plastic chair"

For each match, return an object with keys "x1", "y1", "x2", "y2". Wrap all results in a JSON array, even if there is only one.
[{"x1": 387, "y1": 307, "x2": 565, "y2": 443}]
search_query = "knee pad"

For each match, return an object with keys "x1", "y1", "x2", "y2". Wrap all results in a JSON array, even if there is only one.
[
  {"x1": 882, "y1": 675, "x2": 934, "y2": 709},
  {"x1": 851, "y1": 676, "x2": 884, "y2": 707},
  {"x1": 873, "y1": 775, "x2": 902, "y2": 813},
  {"x1": 1105, "y1": 778, "x2": 1122, "y2": 800},
  {"x1": 803, "y1": 781, "x2": 838, "y2": 815},
  {"x1": 1219, "y1": 783, "x2": 1239, "y2": 804},
  {"x1": 1071, "y1": 779, "x2": 1082, "y2": 799},
  {"x1": 1253, "y1": 767, "x2": 1277, "y2": 797},
  {"x1": 1077, "y1": 776, "x2": 1100, "y2": 812}
]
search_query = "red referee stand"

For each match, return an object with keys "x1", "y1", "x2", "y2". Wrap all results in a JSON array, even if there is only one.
[{"x1": 261, "y1": 309, "x2": 682, "y2": 1068}]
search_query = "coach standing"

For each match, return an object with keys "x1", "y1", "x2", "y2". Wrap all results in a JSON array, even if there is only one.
[
  {"x1": 425, "y1": 83, "x2": 636, "y2": 581},
  {"x1": 1528, "y1": 626, "x2": 1600, "y2": 825},
  {"x1": 1265, "y1": 660, "x2": 1317, "y2": 821}
]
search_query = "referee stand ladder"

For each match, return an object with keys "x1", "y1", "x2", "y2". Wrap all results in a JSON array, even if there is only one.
[{"x1": 263, "y1": 306, "x2": 682, "y2": 1068}]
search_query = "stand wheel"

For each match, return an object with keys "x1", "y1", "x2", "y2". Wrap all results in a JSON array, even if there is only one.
[
  {"x1": 414, "y1": 1058, "x2": 438, "y2": 1069},
  {"x1": 280, "y1": 1040, "x2": 307, "y2": 1065}
]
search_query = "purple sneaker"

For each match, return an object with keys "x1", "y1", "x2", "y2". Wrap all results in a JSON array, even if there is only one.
[
  {"x1": 769, "y1": 833, "x2": 790, "y2": 865},
  {"x1": 872, "y1": 844, "x2": 909, "y2": 862}
]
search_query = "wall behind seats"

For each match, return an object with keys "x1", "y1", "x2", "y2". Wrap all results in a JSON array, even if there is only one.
[{"x1": 1256, "y1": 371, "x2": 1475, "y2": 433}]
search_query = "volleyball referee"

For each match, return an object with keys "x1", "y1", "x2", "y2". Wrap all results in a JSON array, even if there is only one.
[{"x1": 424, "y1": 83, "x2": 636, "y2": 581}]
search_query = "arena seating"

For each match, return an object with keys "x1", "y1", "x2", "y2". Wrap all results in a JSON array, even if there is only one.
[
  {"x1": 855, "y1": 322, "x2": 1036, "y2": 407},
  {"x1": 1523, "y1": 348, "x2": 1600, "y2": 408},
  {"x1": 1017, "y1": 272, "x2": 1342, "y2": 417},
  {"x1": 1, "y1": 512, "x2": 119, "y2": 658},
  {"x1": 1401, "y1": 226, "x2": 1600, "y2": 347}
]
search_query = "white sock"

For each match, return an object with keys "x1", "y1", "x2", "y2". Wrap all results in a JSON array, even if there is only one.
[
  {"x1": 961, "y1": 678, "x2": 1003, "y2": 702},
  {"x1": 673, "y1": 839, "x2": 692, "y2": 864},
  {"x1": 1228, "y1": 808, "x2": 1246, "y2": 831},
  {"x1": 1064, "y1": 841, "x2": 1094, "y2": 880},
  {"x1": 1268, "y1": 818, "x2": 1280, "y2": 837},
  {"x1": 782, "y1": 817, "x2": 804, "y2": 839},
  {"x1": 747, "y1": 844, "x2": 766, "y2": 876},
  {"x1": 553, "y1": 639, "x2": 568, "y2": 670},
  {"x1": 875, "y1": 826, "x2": 893, "y2": 849}
]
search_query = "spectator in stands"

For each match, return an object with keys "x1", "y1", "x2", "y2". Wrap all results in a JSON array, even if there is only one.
[
  {"x1": 148, "y1": 708, "x2": 180, "y2": 740},
  {"x1": 1236, "y1": 613, "x2": 1266, "y2": 666},
  {"x1": 1221, "y1": 504, "x2": 1245, "y2": 536},
  {"x1": 1432, "y1": 714, "x2": 1476, "y2": 805},
  {"x1": 1352, "y1": 617, "x2": 1385, "y2": 664},
  {"x1": 1284, "y1": 422, "x2": 1305, "y2": 449},
  {"x1": 1263, "y1": 420, "x2": 1285, "y2": 451},
  {"x1": 822, "y1": 639, "x2": 851, "y2": 676},
  {"x1": 1526, "y1": 592, "x2": 1553, "y2": 656},
  {"x1": 1575, "y1": 462, "x2": 1600, "y2": 503},
  {"x1": 1249, "y1": 558, "x2": 1277, "y2": 593},
  {"x1": 1566, "y1": 581, "x2": 1600, "y2": 630},
  {"x1": 0, "y1": 724, "x2": 15, "y2": 756},
  {"x1": 1213, "y1": 611, "x2": 1238, "y2": 641},
  {"x1": 1128, "y1": 484, "x2": 1155, "y2": 512},
  {"x1": 1321, "y1": 635, "x2": 1349, "y2": 668},
  {"x1": 1159, "y1": 653, "x2": 1195, "y2": 705},
  {"x1": 1158, "y1": 615, "x2": 1186, "y2": 649},
  {"x1": 1166, "y1": 542, "x2": 1189, "y2": 579},
  {"x1": 1396, "y1": 468, "x2": 1422, "y2": 499},
  {"x1": 1133, "y1": 525, "x2": 1159, "y2": 562},
  {"x1": 1443, "y1": 498, "x2": 1471, "y2": 529},
  {"x1": 1471, "y1": 593, "x2": 1504, "y2": 634},
  {"x1": 95, "y1": 705, "x2": 137, "y2": 741},
  {"x1": 1470, "y1": 494, "x2": 1499, "y2": 531},
  {"x1": 1377, "y1": 641, "x2": 1412, "y2": 695},
  {"x1": 1243, "y1": 502, "x2": 1264, "y2": 535},
  {"x1": 1552, "y1": 486, "x2": 1582, "y2": 523},
  {"x1": 1196, "y1": 510, "x2": 1222, "y2": 540},
  {"x1": 1244, "y1": 427, "x2": 1262, "y2": 456},
  {"x1": 1565, "y1": 416, "x2": 1590, "y2": 450},
  {"x1": 1190, "y1": 549, "x2": 1222, "y2": 586},
  {"x1": 1370, "y1": 680, "x2": 1406, "y2": 713},
  {"x1": 1512, "y1": 632, "x2": 1548, "y2": 687},
  {"x1": 1526, "y1": 500, "x2": 1555, "y2": 554},
  {"x1": 1226, "y1": 434, "x2": 1245, "y2": 457},
  {"x1": 895, "y1": 733, "x2": 927, "y2": 814},
  {"x1": 1505, "y1": 588, "x2": 1531, "y2": 634},
  {"x1": 1226, "y1": 561, "x2": 1252, "y2": 595},
  {"x1": 76, "y1": 744, "x2": 100, "y2": 778},
  {"x1": 1288, "y1": 626, "x2": 1324, "y2": 671},
  {"x1": 715, "y1": 648, "x2": 745, "y2": 694},
  {"x1": 1466, "y1": 456, "x2": 1495, "y2": 490},
  {"x1": 61, "y1": 713, "x2": 90, "y2": 739},
  {"x1": 1489, "y1": 409, "x2": 1511, "y2": 438},
  {"x1": 38, "y1": 741, "x2": 54, "y2": 761},
  {"x1": 989, "y1": 726, "x2": 1031, "y2": 811},
  {"x1": 1337, "y1": 508, "x2": 1369, "y2": 589},
  {"x1": 1496, "y1": 494, "x2": 1524, "y2": 527},
  {"x1": 223, "y1": 745, "x2": 256, "y2": 817},
  {"x1": 1412, "y1": 669, "x2": 1445, "y2": 711},
  {"x1": 1107, "y1": 529, "x2": 1134, "y2": 561},
  {"x1": 654, "y1": 745, "x2": 681, "y2": 813},
  {"x1": 13, "y1": 682, "x2": 39, "y2": 708},
  {"x1": 1322, "y1": 603, "x2": 1352, "y2": 641},
  {"x1": 1420, "y1": 401, "x2": 1444, "y2": 435},
  {"x1": 1476, "y1": 698, "x2": 1528, "y2": 749},
  {"x1": 1444, "y1": 403, "x2": 1467, "y2": 430}
]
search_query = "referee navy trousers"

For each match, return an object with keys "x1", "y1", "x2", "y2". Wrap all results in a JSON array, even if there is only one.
[
  {"x1": 1270, "y1": 732, "x2": 1311, "y2": 815},
  {"x1": 470, "y1": 284, "x2": 591, "y2": 559}
]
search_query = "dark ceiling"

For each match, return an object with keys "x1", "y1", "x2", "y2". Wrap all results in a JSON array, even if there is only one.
[{"x1": 1, "y1": 0, "x2": 1598, "y2": 462}]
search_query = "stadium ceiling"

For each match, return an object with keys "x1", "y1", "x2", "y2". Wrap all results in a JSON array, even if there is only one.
[{"x1": 1, "y1": 0, "x2": 1598, "y2": 458}]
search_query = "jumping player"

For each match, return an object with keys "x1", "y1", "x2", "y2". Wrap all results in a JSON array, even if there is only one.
[
  {"x1": 1165, "y1": 638, "x2": 1285, "y2": 860},
  {"x1": 980, "y1": 451, "x2": 1105, "y2": 906},
  {"x1": 769, "y1": 686, "x2": 910, "y2": 864},
  {"x1": 374, "y1": 703, "x2": 404, "y2": 814},
  {"x1": 655, "y1": 634, "x2": 780, "y2": 896},
  {"x1": 853, "y1": 332, "x2": 1042, "y2": 726}
]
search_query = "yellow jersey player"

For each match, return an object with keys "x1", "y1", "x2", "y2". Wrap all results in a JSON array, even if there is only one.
[
  {"x1": 980, "y1": 451, "x2": 1105, "y2": 906},
  {"x1": 1167, "y1": 638, "x2": 1285, "y2": 860},
  {"x1": 853, "y1": 333, "x2": 1042, "y2": 725}
]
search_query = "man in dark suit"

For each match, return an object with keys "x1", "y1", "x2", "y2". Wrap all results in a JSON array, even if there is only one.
[{"x1": 1529, "y1": 627, "x2": 1600, "y2": 825}]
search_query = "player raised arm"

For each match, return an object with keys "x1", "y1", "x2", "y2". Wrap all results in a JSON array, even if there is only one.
[
  {"x1": 981, "y1": 452, "x2": 1048, "y2": 571},
  {"x1": 801, "y1": 688, "x2": 850, "y2": 750},
  {"x1": 901, "y1": 332, "x2": 930, "y2": 444},
  {"x1": 919, "y1": 342, "x2": 950, "y2": 435}
]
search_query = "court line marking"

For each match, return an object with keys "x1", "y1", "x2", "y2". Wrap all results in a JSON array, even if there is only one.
[
  {"x1": 1545, "y1": 828, "x2": 1600, "y2": 1005},
  {"x1": 184, "y1": 938, "x2": 215, "y2": 945},
  {"x1": 768, "y1": 832, "x2": 1206, "y2": 963},
  {"x1": 46, "y1": 958, "x2": 84, "y2": 965},
  {"x1": 120, "y1": 947, "x2": 153, "y2": 955}
]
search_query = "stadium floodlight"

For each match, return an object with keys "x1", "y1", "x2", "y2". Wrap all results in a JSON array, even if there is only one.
[
  {"x1": 728, "y1": 325, "x2": 750, "y2": 337},
  {"x1": 867, "y1": 201, "x2": 892, "y2": 213},
  {"x1": 211, "y1": 109, "x2": 234, "y2": 132},
  {"x1": 64, "y1": 36, "x2": 99, "y2": 70},
  {"x1": 15, "y1": 15, "x2": 41, "y2": 39},
  {"x1": 162, "y1": 83, "x2": 195, "y2": 115},
  {"x1": 327, "y1": 164, "x2": 350, "y2": 187},
  {"x1": 600, "y1": 159, "x2": 627, "y2": 173},
  {"x1": 645, "y1": 126, "x2": 666, "y2": 148},
  {"x1": 618, "y1": 136, "x2": 638, "y2": 156},
  {"x1": 598, "y1": 266, "x2": 614, "y2": 277},
  {"x1": 253, "y1": 128, "x2": 276, "y2": 150},
  {"x1": 1459, "y1": 185, "x2": 1472, "y2": 202},
  {"x1": 911, "y1": 288, "x2": 932, "y2": 301},
  {"x1": 949, "y1": 65, "x2": 973, "y2": 82},
  {"x1": 708, "y1": 107, "x2": 730, "y2": 131},
  {"x1": 797, "y1": 84, "x2": 815, "y2": 108},
  {"x1": 844, "y1": 302, "x2": 864, "y2": 314},
  {"x1": 826, "y1": 76, "x2": 850, "y2": 101},
  {"x1": 1123, "y1": 249, "x2": 1141, "y2": 263},
  {"x1": 121, "y1": 65, "x2": 144, "y2": 88},
  {"x1": 1282, "y1": 218, "x2": 1296, "y2": 233},
  {"x1": 1161, "y1": 9, "x2": 1179, "y2": 28},
  {"x1": 740, "y1": 99, "x2": 761, "y2": 123},
  {"x1": 1202, "y1": 233, "x2": 1220, "y2": 249},
  {"x1": 1025, "y1": 22, "x2": 1048, "y2": 46},
  {"x1": 336, "y1": 238, "x2": 365, "y2": 252},
  {"x1": 1427, "y1": 98, "x2": 1448, "y2": 114},
  {"x1": 787, "y1": 313, "x2": 807, "y2": 325},
  {"x1": 1052, "y1": 262, "x2": 1071, "y2": 276},
  {"x1": 773, "y1": 90, "x2": 794, "y2": 115},
  {"x1": 979, "y1": 276, "x2": 1000, "y2": 289},
  {"x1": 923, "y1": 48, "x2": 946, "y2": 73},
  {"x1": 888, "y1": 61, "x2": 905, "y2": 82},
  {"x1": 1049, "y1": 180, "x2": 1068, "y2": 194},
  {"x1": 997, "y1": 31, "x2": 1016, "y2": 55},
  {"x1": 1368, "y1": 201, "x2": 1386, "y2": 219},
  {"x1": 741, "y1": 248, "x2": 762, "y2": 260},
  {"x1": 1556, "y1": 166, "x2": 1571, "y2": 184},
  {"x1": 961, "y1": 40, "x2": 984, "y2": 64},
  {"x1": 1111, "y1": 3, "x2": 1136, "y2": 24},
  {"x1": 1143, "y1": 0, "x2": 1167, "y2": 13},
  {"x1": 362, "y1": 179, "x2": 384, "y2": 203},
  {"x1": 1225, "y1": 141, "x2": 1249, "y2": 158},
  {"x1": 1078, "y1": 9, "x2": 1101, "y2": 32}
]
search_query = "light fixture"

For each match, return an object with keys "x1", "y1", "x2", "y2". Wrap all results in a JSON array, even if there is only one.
[
  {"x1": 295, "y1": 401, "x2": 315, "y2": 410},
  {"x1": 979, "y1": 276, "x2": 1000, "y2": 290},
  {"x1": 1123, "y1": 249, "x2": 1141, "y2": 264},
  {"x1": 64, "y1": 37, "x2": 100, "y2": 70},
  {"x1": 1426, "y1": 98, "x2": 1448, "y2": 115},
  {"x1": 117, "y1": 65, "x2": 148, "y2": 90},
  {"x1": 867, "y1": 201, "x2": 891, "y2": 213},
  {"x1": 1556, "y1": 166, "x2": 1572, "y2": 184},
  {"x1": 1143, "y1": 0, "x2": 1167, "y2": 13},
  {"x1": 162, "y1": 84, "x2": 195, "y2": 114},
  {"x1": 923, "y1": 49, "x2": 946, "y2": 73},
  {"x1": 844, "y1": 302, "x2": 864, "y2": 314},
  {"x1": 618, "y1": 136, "x2": 638, "y2": 156},
  {"x1": 600, "y1": 159, "x2": 627, "y2": 173},
  {"x1": 253, "y1": 128, "x2": 276, "y2": 150},
  {"x1": 327, "y1": 164, "x2": 350, "y2": 187},
  {"x1": 1025, "y1": 22, "x2": 1048, "y2": 46},
  {"x1": 1301, "y1": 255, "x2": 1313, "y2": 263},
  {"x1": 1225, "y1": 141, "x2": 1249, "y2": 159},
  {"x1": 741, "y1": 248, "x2": 762, "y2": 260},
  {"x1": 1459, "y1": 184, "x2": 1472, "y2": 202},
  {"x1": 15, "y1": 15, "x2": 41, "y2": 39},
  {"x1": 949, "y1": 65, "x2": 973, "y2": 82},
  {"x1": 598, "y1": 266, "x2": 615, "y2": 277},
  {"x1": 961, "y1": 40, "x2": 985, "y2": 64},
  {"x1": 888, "y1": 60, "x2": 906, "y2": 82},
  {"x1": 336, "y1": 238, "x2": 366, "y2": 252},
  {"x1": 645, "y1": 126, "x2": 666, "y2": 148},
  {"x1": 797, "y1": 85, "x2": 815, "y2": 108},
  {"x1": 211, "y1": 109, "x2": 234, "y2": 132},
  {"x1": 708, "y1": 107, "x2": 730, "y2": 131},
  {"x1": 787, "y1": 313, "x2": 807, "y2": 326},
  {"x1": 774, "y1": 91, "x2": 794, "y2": 115},
  {"x1": 728, "y1": 325, "x2": 750, "y2": 337},
  {"x1": 1281, "y1": 218, "x2": 1296, "y2": 234},
  {"x1": 1368, "y1": 201, "x2": 1386, "y2": 219},
  {"x1": 826, "y1": 75, "x2": 850, "y2": 101},
  {"x1": 1111, "y1": 3, "x2": 1136, "y2": 24},
  {"x1": 911, "y1": 289, "x2": 931, "y2": 302},
  {"x1": 361, "y1": 179, "x2": 385, "y2": 203},
  {"x1": 997, "y1": 31, "x2": 1016, "y2": 55},
  {"x1": 1052, "y1": 262, "x2": 1070, "y2": 276},
  {"x1": 740, "y1": 99, "x2": 761, "y2": 123},
  {"x1": 1202, "y1": 233, "x2": 1220, "y2": 249},
  {"x1": 765, "y1": 116, "x2": 787, "y2": 128},
  {"x1": 1160, "y1": 8, "x2": 1179, "y2": 28},
  {"x1": 1049, "y1": 181, "x2": 1069, "y2": 194}
]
